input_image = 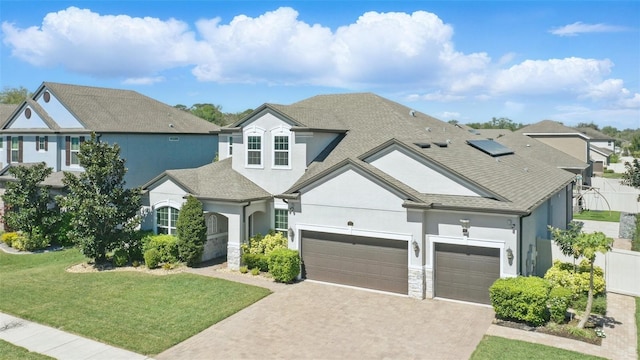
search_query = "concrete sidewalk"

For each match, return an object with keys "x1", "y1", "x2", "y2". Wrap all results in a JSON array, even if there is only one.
[{"x1": 0, "y1": 312, "x2": 153, "y2": 360}]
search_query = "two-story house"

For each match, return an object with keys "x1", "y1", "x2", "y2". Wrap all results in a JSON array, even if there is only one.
[
  {"x1": 143, "y1": 93, "x2": 575, "y2": 305},
  {"x1": 0, "y1": 82, "x2": 219, "y2": 192}
]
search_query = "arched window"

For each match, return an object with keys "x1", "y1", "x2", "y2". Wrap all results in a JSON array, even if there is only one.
[
  {"x1": 156, "y1": 206, "x2": 179, "y2": 234},
  {"x1": 206, "y1": 214, "x2": 218, "y2": 235}
]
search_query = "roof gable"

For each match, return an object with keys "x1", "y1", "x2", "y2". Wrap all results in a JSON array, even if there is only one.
[
  {"x1": 3, "y1": 100, "x2": 64, "y2": 131},
  {"x1": 519, "y1": 120, "x2": 588, "y2": 139}
]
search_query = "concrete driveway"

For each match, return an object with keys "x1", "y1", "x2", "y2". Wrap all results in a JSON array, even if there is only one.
[{"x1": 156, "y1": 280, "x2": 494, "y2": 360}]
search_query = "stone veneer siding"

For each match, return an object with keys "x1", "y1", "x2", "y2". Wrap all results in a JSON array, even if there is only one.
[
  {"x1": 227, "y1": 244, "x2": 241, "y2": 270},
  {"x1": 425, "y1": 268, "x2": 433, "y2": 298},
  {"x1": 408, "y1": 267, "x2": 425, "y2": 299}
]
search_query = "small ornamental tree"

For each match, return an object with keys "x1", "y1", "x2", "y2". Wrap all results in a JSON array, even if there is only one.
[
  {"x1": 57, "y1": 133, "x2": 141, "y2": 263},
  {"x1": 621, "y1": 158, "x2": 640, "y2": 201},
  {"x1": 2, "y1": 162, "x2": 56, "y2": 237},
  {"x1": 549, "y1": 221, "x2": 584, "y2": 268},
  {"x1": 176, "y1": 195, "x2": 207, "y2": 266}
]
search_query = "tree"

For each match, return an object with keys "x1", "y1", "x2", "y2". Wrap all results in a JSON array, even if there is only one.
[
  {"x1": 549, "y1": 225, "x2": 612, "y2": 329},
  {"x1": 175, "y1": 195, "x2": 207, "y2": 266},
  {"x1": 0, "y1": 86, "x2": 30, "y2": 104},
  {"x1": 190, "y1": 103, "x2": 225, "y2": 125},
  {"x1": 57, "y1": 133, "x2": 141, "y2": 262},
  {"x1": 549, "y1": 221, "x2": 584, "y2": 265},
  {"x1": 1, "y1": 163, "x2": 56, "y2": 237},
  {"x1": 576, "y1": 122, "x2": 600, "y2": 131},
  {"x1": 572, "y1": 232, "x2": 613, "y2": 328},
  {"x1": 467, "y1": 117, "x2": 524, "y2": 131},
  {"x1": 621, "y1": 159, "x2": 640, "y2": 200}
]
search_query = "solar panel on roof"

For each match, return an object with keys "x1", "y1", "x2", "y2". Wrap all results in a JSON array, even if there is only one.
[{"x1": 466, "y1": 139, "x2": 514, "y2": 157}]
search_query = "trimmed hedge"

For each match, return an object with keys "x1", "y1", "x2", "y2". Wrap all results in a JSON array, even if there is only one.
[
  {"x1": 489, "y1": 276, "x2": 550, "y2": 326},
  {"x1": 143, "y1": 234, "x2": 179, "y2": 264},
  {"x1": 144, "y1": 248, "x2": 161, "y2": 269},
  {"x1": 267, "y1": 248, "x2": 300, "y2": 283},
  {"x1": 242, "y1": 253, "x2": 269, "y2": 272}
]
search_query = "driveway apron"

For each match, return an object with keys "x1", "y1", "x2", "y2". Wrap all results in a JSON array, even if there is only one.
[{"x1": 157, "y1": 281, "x2": 494, "y2": 360}]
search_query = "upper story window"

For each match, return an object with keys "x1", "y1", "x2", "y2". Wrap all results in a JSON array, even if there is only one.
[
  {"x1": 228, "y1": 136, "x2": 233, "y2": 156},
  {"x1": 0, "y1": 137, "x2": 3, "y2": 150},
  {"x1": 244, "y1": 126, "x2": 265, "y2": 168},
  {"x1": 271, "y1": 125, "x2": 291, "y2": 169},
  {"x1": 36, "y1": 136, "x2": 48, "y2": 152},
  {"x1": 156, "y1": 206, "x2": 179, "y2": 234},
  {"x1": 66, "y1": 136, "x2": 84, "y2": 166},
  {"x1": 9, "y1": 136, "x2": 22, "y2": 163}
]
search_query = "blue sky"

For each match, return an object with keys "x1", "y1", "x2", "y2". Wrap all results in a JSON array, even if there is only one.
[{"x1": 1, "y1": 1, "x2": 639, "y2": 129}]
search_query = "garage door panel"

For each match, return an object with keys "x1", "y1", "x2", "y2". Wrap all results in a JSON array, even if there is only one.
[
  {"x1": 301, "y1": 231, "x2": 408, "y2": 294},
  {"x1": 434, "y1": 243, "x2": 500, "y2": 304}
]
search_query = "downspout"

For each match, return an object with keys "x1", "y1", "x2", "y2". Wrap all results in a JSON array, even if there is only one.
[
  {"x1": 518, "y1": 211, "x2": 533, "y2": 276},
  {"x1": 242, "y1": 201, "x2": 252, "y2": 245}
]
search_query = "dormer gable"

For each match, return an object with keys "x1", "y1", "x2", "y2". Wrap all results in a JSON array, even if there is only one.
[{"x1": 32, "y1": 84, "x2": 84, "y2": 128}]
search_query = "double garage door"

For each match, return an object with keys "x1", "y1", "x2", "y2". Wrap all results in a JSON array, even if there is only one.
[
  {"x1": 300, "y1": 231, "x2": 500, "y2": 304},
  {"x1": 434, "y1": 243, "x2": 500, "y2": 304},
  {"x1": 301, "y1": 231, "x2": 408, "y2": 294}
]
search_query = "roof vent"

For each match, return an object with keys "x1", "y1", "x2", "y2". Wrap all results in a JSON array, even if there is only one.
[
  {"x1": 169, "y1": 123, "x2": 175, "y2": 128},
  {"x1": 433, "y1": 141, "x2": 448, "y2": 148},
  {"x1": 425, "y1": 127, "x2": 431, "y2": 132},
  {"x1": 410, "y1": 110, "x2": 416, "y2": 117},
  {"x1": 414, "y1": 142, "x2": 431, "y2": 149}
]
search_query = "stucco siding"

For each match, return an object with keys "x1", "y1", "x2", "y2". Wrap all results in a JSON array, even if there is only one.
[
  {"x1": 5, "y1": 134, "x2": 59, "y2": 167},
  {"x1": 368, "y1": 148, "x2": 481, "y2": 196},
  {"x1": 6, "y1": 107, "x2": 50, "y2": 129},
  {"x1": 232, "y1": 112, "x2": 306, "y2": 194}
]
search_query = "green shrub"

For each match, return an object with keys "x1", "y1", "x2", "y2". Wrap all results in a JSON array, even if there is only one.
[
  {"x1": 1, "y1": 232, "x2": 20, "y2": 247},
  {"x1": 239, "y1": 266, "x2": 248, "y2": 274},
  {"x1": 242, "y1": 253, "x2": 269, "y2": 272},
  {"x1": 250, "y1": 267, "x2": 260, "y2": 276},
  {"x1": 572, "y1": 294, "x2": 607, "y2": 315},
  {"x1": 10, "y1": 230, "x2": 49, "y2": 251},
  {"x1": 544, "y1": 260, "x2": 605, "y2": 298},
  {"x1": 242, "y1": 231, "x2": 287, "y2": 256},
  {"x1": 176, "y1": 196, "x2": 207, "y2": 267},
  {"x1": 50, "y1": 212, "x2": 74, "y2": 246},
  {"x1": 268, "y1": 248, "x2": 300, "y2": 283},
  {"x1": 144, "y1": 248, "x2": 161, "y2": 269},
  {"x1": 548, "y1": 287, "x2": 572, "y2": 323},
  {"x1": 489, "y1": 276, "x2": 550, "y2": 326},
  {"x1": 143, "y1": 234, "x2": 179, "y2": 264},
  {"x1": 113, "y1": 248, "x2": 128, "y2": 267}
]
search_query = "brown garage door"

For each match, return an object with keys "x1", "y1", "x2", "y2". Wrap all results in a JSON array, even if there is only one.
[
  {"x1": 434, "y1": 243, "x2": 500, "y2": 304},
  {"x1": 301, "y1": 231, "x2": 408, "y2": 294}
]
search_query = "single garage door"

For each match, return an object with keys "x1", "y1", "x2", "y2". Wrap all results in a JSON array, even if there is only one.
[
  {"x1": 434, "y1": 243, "x2": 500, "y2": 304},
  {"x1": 301, "y1": 231, "x2": 408, "y2": 294}
]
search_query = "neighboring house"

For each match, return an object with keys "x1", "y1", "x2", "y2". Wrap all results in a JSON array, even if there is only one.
[
  {"x1": 144, "y1": 93, "x2": 575, "y2": 305},
  {"x1": 517, "y1": 120, "x2": 614, "y2": 177},
  {"x1": 0, "y1": 82, "x2": 220, "y2": 189}
]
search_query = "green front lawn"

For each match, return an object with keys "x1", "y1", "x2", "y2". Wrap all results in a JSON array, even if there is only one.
[
  {"x1": 0, "y1": 340, "x2": 55, "y2": 360},
  {"x1": 573, "y1": 210, "x2": 621, "y2": 223},
  {"x1": 602, "y1": 172, "x2": 624, "y2": 179},
  {"x1": 470, "y1": 336, "x2": 606, "y2": 360},
  {"x1": 0, "y1": 249, "x2": 271, "y2": 355}
]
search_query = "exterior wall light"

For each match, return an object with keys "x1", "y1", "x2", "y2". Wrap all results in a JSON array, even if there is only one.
[
  {"x1": 347, "y1": 221, "x2": 354, "y2": 227},
  {"x1": 288, "y1": 227, "x2": 295, "y2": 242},
  {"x1": 412, "y1": 240, "x2": 420, "y2": 257},
  {"x1": 460, "y1": 219, "x2": 470, "y2": 236},
  {"x1": 506, "y1": 247, "x2": 514, "y2": 266}
]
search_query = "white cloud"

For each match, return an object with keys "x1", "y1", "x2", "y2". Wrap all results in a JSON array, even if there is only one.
[
  {"x1": 550, "y1": 22, "x2": 629, "y2": 37},
  {"x1": 123, "y1": 76, "x2": 165, "y2": 85},
  {"x1": 2, "y1": 7, "x2": 200, "y2": 77},
  {"x1": 439, "y1": 111, "x2": 461, "y2": 120}
]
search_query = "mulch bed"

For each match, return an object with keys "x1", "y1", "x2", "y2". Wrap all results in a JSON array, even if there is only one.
[{"x1": 494, "y1": 317, "x2": 603, "y2": 345}]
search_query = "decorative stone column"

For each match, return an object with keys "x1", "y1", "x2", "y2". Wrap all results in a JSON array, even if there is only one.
[
  {"x1": 408, "y1": 266, "x2": 425, "y2": 299},
  {"x1": 227, "y1": 243, "x2": 241, "y2": 270}
]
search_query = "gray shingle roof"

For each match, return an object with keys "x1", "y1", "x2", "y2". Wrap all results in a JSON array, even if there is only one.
[
  {"x1": 518, "y1": 120, "x2": 586, "y2": 137},
  {"x1": 276, "y1": 93, "x2": 575, "y2": 214},
  {"x1": 3, "y1": 82, "x2": 220, "y2": 134},
  {"x1": 575, "y1": 127, "x2": 615, "y2": 140},
  {"x1": 491, "y1": 132, "x2": 589, "y2": 170},
  {"x1": 0, "y1": 104, "x2": 17, "y2": 124},
  {"x1": 153, "y1": 158, "x2": 271, "y2": 202}
]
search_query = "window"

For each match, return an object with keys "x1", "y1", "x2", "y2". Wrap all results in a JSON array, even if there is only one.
[
  {"x1": 273, "y1": 135, "x2": 289, "y2": 167},
  {"x1": 228, "y1": 136, "x2": 233, "y2": 156},
  {"x1": 70, "y1": 137, "x2": 80, "y2": 165},
  {"x1": 207, "y1": 214, "x2": 218, "y2": 235},
  {"x1": 247, "y1": 135, "x2": 262, "y2": 166},
  {"x1": 0, "y1": 137, "x2": 3, "y2": 150},
  {"x1": 156, "y1": 207, "x2": 179, "y2": 234},
  {"x1": 36, "y1": 136, "x2": 48, "y2": 152},
  {"x1": 10, "y1": 137, "x2": 20, "y2": 163},
  {"x1": 274, "y1": 209, "x2": 288, "y2": 234}
]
